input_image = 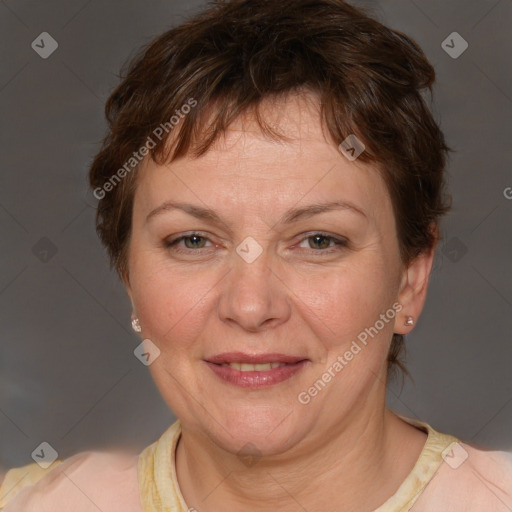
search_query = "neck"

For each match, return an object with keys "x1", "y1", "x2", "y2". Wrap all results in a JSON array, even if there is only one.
[{"x1": 175, "y1": 401, "x2": 427, "y2": 512}]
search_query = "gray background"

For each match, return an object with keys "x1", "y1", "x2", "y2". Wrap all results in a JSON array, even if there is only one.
[{"x1": 1, "y1": 0, "x2": 511, "y2": 471}]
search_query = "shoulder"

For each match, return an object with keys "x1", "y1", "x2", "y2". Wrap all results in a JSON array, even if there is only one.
[
  {"x1": 0, "y1": 459, "x2": 62, "y2": 506},
  {"x1": 413, "y1": 441, "x2": 512, "y2": 511},
  {"x1": 0, "y1": 449, "x2": 143, "y2": 512}
]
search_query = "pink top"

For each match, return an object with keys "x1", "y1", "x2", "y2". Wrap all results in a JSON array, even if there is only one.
[{"x1": 1, "y1": 416, "x2": 511, "y2": 511}]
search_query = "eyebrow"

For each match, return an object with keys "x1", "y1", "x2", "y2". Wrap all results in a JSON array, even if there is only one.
[{"x1": 145, "y1": 200, "x2": 366, "y2": 227}]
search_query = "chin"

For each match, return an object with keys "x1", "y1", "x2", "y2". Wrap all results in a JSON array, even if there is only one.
[{"x1": 206, "y1": 406, "x2": 302, "y2": 457}]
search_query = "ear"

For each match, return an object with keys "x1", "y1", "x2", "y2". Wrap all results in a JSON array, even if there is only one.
[
  {"x1": 122, "y1": 269, "x2": 135, "y2": 311},
  {"x1": 394, "y1": 224, "x2": 439, "y2": 335}
]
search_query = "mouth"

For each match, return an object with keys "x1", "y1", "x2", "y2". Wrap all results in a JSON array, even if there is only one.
[
  {"x1": 204, "y1": 352, "x2": 309, "y2": 388},
  {"x1": 217, "y1": 361, "x2": 294, "y2": 371}
]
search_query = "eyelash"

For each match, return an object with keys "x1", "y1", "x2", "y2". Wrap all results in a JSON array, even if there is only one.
[{"x1": 165, "y1": 231, "x2": 348, "y2": 256}]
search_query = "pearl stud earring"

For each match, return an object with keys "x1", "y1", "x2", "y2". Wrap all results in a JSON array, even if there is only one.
[
  {"x1": 131, "y1": 317, "x2": 142, "y2": 333},
  {"x1": 405, "y1": 316, "x2": 414, "y2": 326}
]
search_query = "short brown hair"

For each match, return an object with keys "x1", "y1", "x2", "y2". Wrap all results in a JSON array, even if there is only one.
[{"x1": 89, "y1": 0, "x2": 451, "y2": 379}]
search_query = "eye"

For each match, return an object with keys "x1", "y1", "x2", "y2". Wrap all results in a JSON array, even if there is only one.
[
  {"x1": 165, "y1": 232, "x2": 213, "y2": 253},
  {"x1": 297, "y1": 232, "x2": 348, "y2": 254}
]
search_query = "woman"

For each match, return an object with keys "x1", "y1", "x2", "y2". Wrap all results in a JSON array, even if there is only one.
[{"x1": 1, "y1": 0, "x2": 511, "y2": 510}]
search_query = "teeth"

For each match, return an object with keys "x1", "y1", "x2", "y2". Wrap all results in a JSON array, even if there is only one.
[{"x1": 221, "y1": 362, "x2": 285, "y2": 371}]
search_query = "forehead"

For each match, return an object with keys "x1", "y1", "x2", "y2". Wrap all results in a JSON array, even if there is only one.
[{"x1": 134, "y1": 93, "x2": 390, "y2": 223}]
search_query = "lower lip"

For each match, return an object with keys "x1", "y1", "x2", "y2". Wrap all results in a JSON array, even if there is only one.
[{"x1": 205, "y1": 361, "x2": 309, "y2": 388}]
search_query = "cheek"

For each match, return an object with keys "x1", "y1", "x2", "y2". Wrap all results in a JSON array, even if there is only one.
[
  {"x1": 290, "y1": 256, "x2": 398, "y2": 353},
  {"x1": 131, "y1": 261, "x2": 214, "y2": 353}
]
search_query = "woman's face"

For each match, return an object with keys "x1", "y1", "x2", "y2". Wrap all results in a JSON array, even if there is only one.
[{"x1": 125, "y1": 93, "x2": 421, "y2": 456}]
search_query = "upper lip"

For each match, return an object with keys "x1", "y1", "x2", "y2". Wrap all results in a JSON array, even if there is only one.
[{"x1": 205, "y1": 352, "x2": 307, "y2": 364}]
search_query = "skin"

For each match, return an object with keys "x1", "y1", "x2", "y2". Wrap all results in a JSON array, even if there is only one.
[{"x1": 125, "y1": 91, "x2": 436, "y2": 512}]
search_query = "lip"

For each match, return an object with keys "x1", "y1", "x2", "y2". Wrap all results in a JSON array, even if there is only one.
[
  {"x1": 205, "y1": 352, "x2": 307, "y2": 365},
  {"x1": 204, "y1": 359, "x2": 309, "y2": 389}
]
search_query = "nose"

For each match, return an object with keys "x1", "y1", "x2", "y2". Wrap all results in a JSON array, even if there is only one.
[{"x1": 217, "y1": 247, "x2": 291, "y2": 332}]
